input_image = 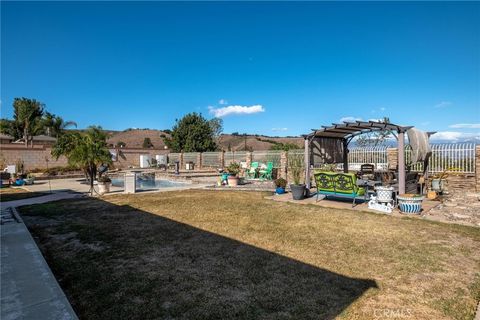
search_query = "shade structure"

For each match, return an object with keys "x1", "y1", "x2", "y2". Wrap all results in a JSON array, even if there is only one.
[{"x1": 303, "y1": 120, "x2": 413, "y2": 195}]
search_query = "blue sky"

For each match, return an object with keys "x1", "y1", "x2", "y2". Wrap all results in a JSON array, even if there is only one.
[{"x1": 1, "y1": 1, "x2": 479, "y2": 141}]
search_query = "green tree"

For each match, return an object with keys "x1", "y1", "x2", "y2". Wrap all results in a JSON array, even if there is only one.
[
  {"x1": 0, "y1": 118, "x2": 21, "y2": 139},
  {"x1": 208, "y1": 117, "x2": 223, "y2": 139},
  {"x1": 13, "y1": 98, "x2": 45, "y2": 147},
  {"x1": 355, "y1": 117, "x2": 394, "y2": 147},
  {"x1": 52, "y1": 126, "x2": 112, "y2": 194},
  {"x1": 143, "y1": 137, "x2": 153, "y2": 148},
  {"x1": 164, "y1": 113, "x2": 217, "y2": 152},
  {"x1": 42, "y1": 112, "x2": 77, "y2": 137}
]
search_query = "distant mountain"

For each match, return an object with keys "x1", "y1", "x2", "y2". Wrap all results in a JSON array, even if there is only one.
[{"x1": 105, "y1": 129, "x2": 304, "y2": 150}]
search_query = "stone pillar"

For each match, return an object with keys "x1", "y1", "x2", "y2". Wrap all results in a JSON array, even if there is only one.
[
  {"x1": 387, "y1": 147, "x2": 398, "y2": 170},
  {"x1": 124, "y1": 173, "x2": 136, "y2": 194},
  {"x1": 220, "y1": 151, "x2": 225, "y2": 169},
  {"x1": 280, "y1": 151, "x2": 288, "y2": 179},
  {"x1": 246, "y1": 151, "x2": 252, "y2": 168},
  {"x1": 476, "y1": 145, "x2": 480, "y2": 192},
  {"x1": 179, "y1": 152, "x2": 184, "y2": 170},
  {"x1": 197, "y1": 153, "x2": 203, "y2": 169}
]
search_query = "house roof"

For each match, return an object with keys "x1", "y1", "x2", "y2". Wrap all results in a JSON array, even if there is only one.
[
  {"x1": 306, "y1": 121, "x2": 413, "y2": 140},
  {"x1": 32, "y1": 135, "x2": 57, "y2": 141}
]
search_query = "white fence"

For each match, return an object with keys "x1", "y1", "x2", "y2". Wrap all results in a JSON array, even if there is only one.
[
  {"x1": 407, "y1": 143, "x2": 476, "y2": 174},
  {"x1": 348, "y1": 147, "x2": 388, "y2": 171},
  {"x1": 348, "y1": 144, "x2": 476, "y2": 174}
]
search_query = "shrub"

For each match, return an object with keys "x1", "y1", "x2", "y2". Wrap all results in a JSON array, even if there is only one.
[
  {"x1": 226, "y1": 162, "x2": 241, "y2": 176},
  {"x1": 288, "y1": 154, "x2": 304, "y2": 185},
  {"x1": 274, "y1": 178, "x2": 287, "y2": 189},
  {"x1": 97, "y1": 175, "x2": 112, "y2": 183}
]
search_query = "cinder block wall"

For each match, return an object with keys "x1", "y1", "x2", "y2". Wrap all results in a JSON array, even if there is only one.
[{"x1": 0, "y1": 144, "x2": 169, "y2": 171}]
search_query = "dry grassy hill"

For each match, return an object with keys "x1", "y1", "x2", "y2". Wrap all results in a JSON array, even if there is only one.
[
  {"x1": 107, "y1": 129, "x2": 169, "y2": 149},
  {"x1": 107, "y1": 129, "x2": 303, "y2": 151}
]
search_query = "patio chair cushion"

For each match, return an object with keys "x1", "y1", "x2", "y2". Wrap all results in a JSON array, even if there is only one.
[{"x1": 314, "y1": 172, "x2": 364, "y2": 197}]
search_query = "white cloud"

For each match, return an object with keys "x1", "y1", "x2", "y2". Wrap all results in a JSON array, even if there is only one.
[
  {"x1": 271, "y1": 127, "x2": 288, "y2": 132},
  {"x1": 208, "y1": 104, "x2": 265, "y2": 118},
  {"x1": 218, "y1": 99, "x2": 228, "y2": 105},
  {"x1": 430, "y1": 131, "x2": 480, "y2": 142},
  {"x1": 448, "y1": 123, "x2": 480, "y2": 129},
  {"x1": 434, "y1": 101, "x2": 452, "y2": 108},
  {"x1": 340, "y1": 116, "x2": 362, "y2": 123},
  {"x1": 368, "y1": 118, "x2": 382, "y2": 123}
]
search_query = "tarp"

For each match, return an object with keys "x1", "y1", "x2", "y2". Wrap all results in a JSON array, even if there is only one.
[{"x1": 310, "y1": 137, "x2": 344, "y2": 165}]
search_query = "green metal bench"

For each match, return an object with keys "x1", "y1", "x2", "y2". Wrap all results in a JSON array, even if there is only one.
[{"x1": 314, "y1": 171, "x2": 367, "y2": 207}]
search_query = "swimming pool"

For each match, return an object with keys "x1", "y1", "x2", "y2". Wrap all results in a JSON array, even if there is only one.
[{"x1": 111, "y1": 177, "x2": 188, "y2": 190}]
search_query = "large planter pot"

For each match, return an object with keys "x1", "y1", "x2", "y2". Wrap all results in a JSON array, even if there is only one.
[
  {"x1": 290, "y1": 184, "x2": 306, "y2": 200},
  {"x1": 24, "y1": 177, "x2": 35, "y2": 185},
  {"x1": 375, "y1": 185, "x2": 394, "y2": 202},
  {"x1": 228, "y1": 176, "x2": 239, "y2": 187},
  {"x1": 397, "y1": 194, "x2": 424, "y2": 214},
  {"x1": 98, "y1": 182, "x2": 111, "y2": 195}
]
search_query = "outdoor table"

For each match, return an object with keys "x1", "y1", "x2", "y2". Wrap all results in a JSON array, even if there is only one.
[{"x1": 356, "y1": 179, "x2": 381, "y2": 198}]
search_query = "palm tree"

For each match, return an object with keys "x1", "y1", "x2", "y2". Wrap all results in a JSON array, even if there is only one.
[
  {"x1": 52, "y1": 126, "x2": 112, "y2": 195},
  {"x1": 43, "y1": 112, "x2": 77, "y2": 137},
  {"x1": 13, "y1": 98, "x2": 44, "y2": 147}
]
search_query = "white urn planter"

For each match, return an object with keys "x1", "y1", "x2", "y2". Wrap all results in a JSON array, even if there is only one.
[
  {"x1": 375, "y1": 185, "x2": 394, "y2": 203},
  {"x1": 98, "y1": 182, "x2": 111, "y2": 195}
]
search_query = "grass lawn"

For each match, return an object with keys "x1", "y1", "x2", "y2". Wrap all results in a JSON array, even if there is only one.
[
  {"x1": 20, "y1": 190, "x2": 480, "y2": 320},
  {"x1": 0, "y1": 187, "x2": 48, "y2": 202}
]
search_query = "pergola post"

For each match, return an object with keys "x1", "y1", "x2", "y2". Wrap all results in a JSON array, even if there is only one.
[
  {"x1": 342, "y1": 139, "x2": 349, "y2": 173},
  {"x1": 304, "y1": 137, "x2": 311, "y2": 191},
  {"x1": 398, "y1": 131, "x2": 406, "y2": 194}
]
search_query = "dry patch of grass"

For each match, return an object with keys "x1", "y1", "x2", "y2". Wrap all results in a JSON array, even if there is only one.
[
  {"x1": 0, "y1": 187, "x2": 48, "y2": 202},
  {"x1": 20, "y1": 190, "x2": 480, "y2": 320}
]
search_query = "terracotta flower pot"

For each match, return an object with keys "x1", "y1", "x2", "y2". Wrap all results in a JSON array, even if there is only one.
[{"x1": 228, "y1": 176, "x2": 239, "y2": 187}]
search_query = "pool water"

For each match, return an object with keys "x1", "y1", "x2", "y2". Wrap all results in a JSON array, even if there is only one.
[{"x1": 111, "y1": 177, "x2": 187, "y2": 190}]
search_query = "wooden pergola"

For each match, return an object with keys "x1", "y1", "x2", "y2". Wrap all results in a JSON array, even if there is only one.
[{"x1": 303, "y1": 120, "x2": 413, "y2": 194}]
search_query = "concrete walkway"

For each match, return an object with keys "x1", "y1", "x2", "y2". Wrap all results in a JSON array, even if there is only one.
[{"x1": 1, "y1": 193, "x2": 81, "y2": 320}]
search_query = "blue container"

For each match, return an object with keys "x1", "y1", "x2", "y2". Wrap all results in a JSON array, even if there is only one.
[
  {"x1": 275, "y1": 187, "x2": 286, "y2": 194},
  {"x1": 397, "y1": 195, "x2": 424, "y2": 214}
]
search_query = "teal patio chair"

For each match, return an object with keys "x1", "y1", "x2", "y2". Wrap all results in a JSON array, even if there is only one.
[
  {"x1": 246, "y1": 162, "x2": 259, "y2": 179},
  {"x1": 259, "y1": 162, "x2": 273, "y2": 180}
]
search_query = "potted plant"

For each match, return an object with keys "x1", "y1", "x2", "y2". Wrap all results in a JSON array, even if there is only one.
[
  {"x1": 431, "y1": 170, "x2": 448, "y2": 193},
  {"x1": 97, "y1": 175, "x2": 112, "y2": 195},
  {"x1": 375, "y1": 172, "x2": 394, "y2": 203},
  {"x1": 226, "y1": 162, "x2": 241, "y2": 187},
  {"x1": 24, "y1": 173, "x2": 35, "y2": 185},
  {"x1": 397, "y1": 193, "x2": 424, "y2": 214},
  {"x1": 274, "y1": 178, "x2": 287, "y2": 194},
  {"x1": 288, "y1": 154, "x2": 305, "y2": 200}
]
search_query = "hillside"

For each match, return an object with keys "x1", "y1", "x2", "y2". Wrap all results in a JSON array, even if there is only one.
[{"x1": 107, "y1": 129, "x2": 303, "y2": 151}]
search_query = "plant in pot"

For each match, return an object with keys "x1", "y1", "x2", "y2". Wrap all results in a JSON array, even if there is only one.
[
  {"x1": 97, "y1": 175, "x2": 112, "y2": 195},
  {"x1": 274, "y1": 178, "x2": 287, "y2": 194},
  {"x1": 24, "y1": 173, "x2": 35, "y2": 185},
  {"x1": 397, "y1": 193, "x2": 424, "y2": 214},
  {"x1": 288, "y1": 154, "x2": 305, "y2": 200},
  {"x1": 226, "y1": 162, "x2": 241, "y2": 187},
  {"x1": 375, "y1": 172, "x2": 394, "y2": 203},
  {"x1": 431, "y1": 170, "x2": 449, "y2": 194}
]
